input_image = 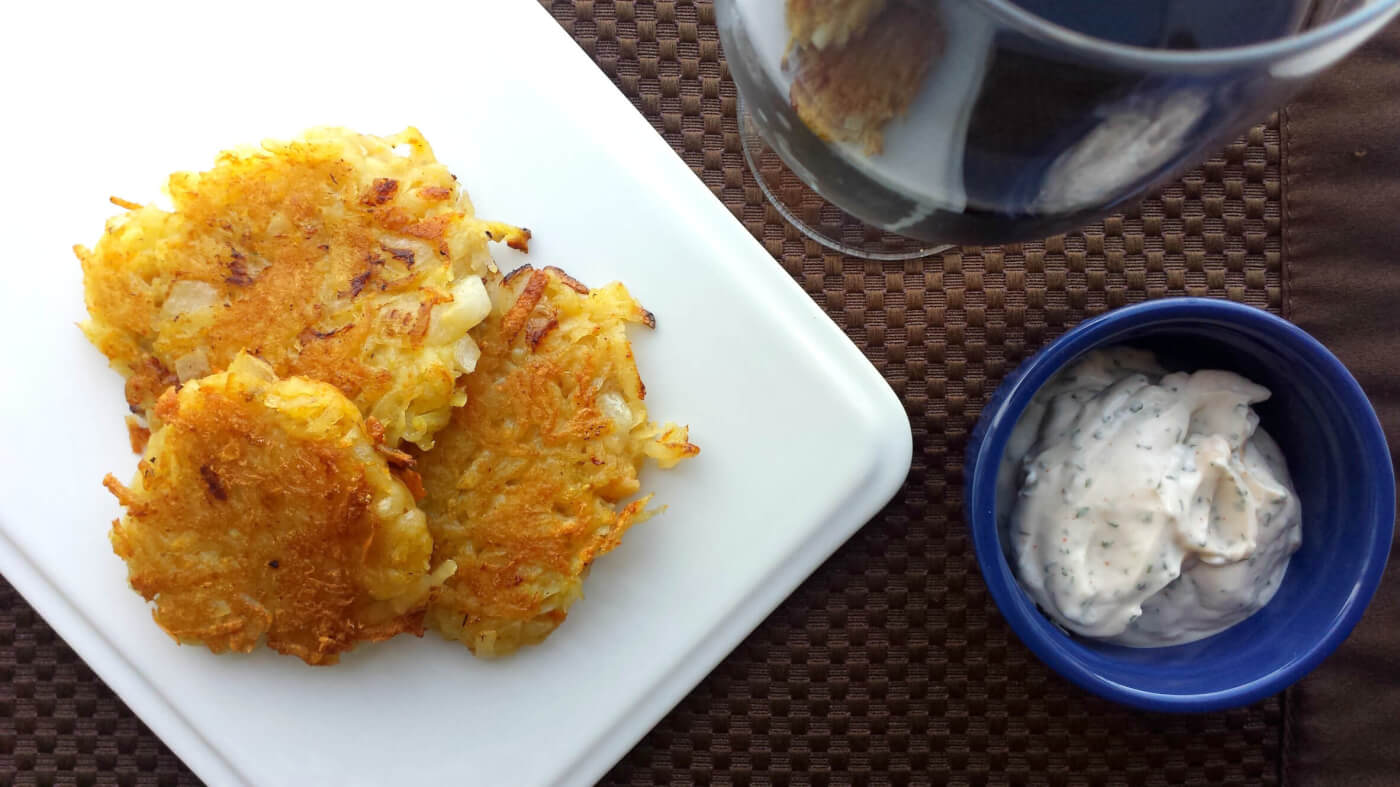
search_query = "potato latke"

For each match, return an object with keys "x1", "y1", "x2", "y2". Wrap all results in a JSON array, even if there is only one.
[
  {"x1": 105, "y1": 354, "x2": 454, "y2": 665},
  {"x1": 79, "y1": 127, "x2": 529, "y2": 449},
  {"x1": 417, "y1": 266, "x2": 697, "y2": 657}
]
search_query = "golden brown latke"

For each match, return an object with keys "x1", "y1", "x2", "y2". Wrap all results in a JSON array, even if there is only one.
[
  {"x1": 789, "y1": 3, "x2": 940, "y2": 154},
  {"x1": 416, "y1": 266, "x2": 697, "y2": 657},
  {"x1": 105, "y1": 354, "x2": 455, "y2": 665},
  {"x1": 78, "y1": 127, "x2": 529, "y2": 449},
  {"x1": 786, "y1": 0, "x2": 887, "y2": 50}
]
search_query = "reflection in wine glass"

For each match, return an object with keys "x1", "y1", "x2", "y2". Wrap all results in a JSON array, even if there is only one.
[
  {"x1": 1032, "y1": 88, "x2": 1210, "y2": 215},
  {"x1": 718, "y1": 0, "x2": 1400, "y2": 258},
  {"x1": 788, "y1": 2, "x2": 941, "y2": 157}
]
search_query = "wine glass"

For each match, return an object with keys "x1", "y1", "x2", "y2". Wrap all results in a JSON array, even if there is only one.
[{"x1": 717, "y1": 0, "x2": 1400, "y2": 259}]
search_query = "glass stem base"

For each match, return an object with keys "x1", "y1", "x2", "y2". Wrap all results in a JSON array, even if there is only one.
[{"x1": 739, "y1": 97, "x2": 953, "y2": 261}]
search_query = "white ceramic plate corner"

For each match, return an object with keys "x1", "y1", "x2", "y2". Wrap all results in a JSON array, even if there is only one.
[{"x1": 0, "y1": 2, "x2": 913, "y2": 784}]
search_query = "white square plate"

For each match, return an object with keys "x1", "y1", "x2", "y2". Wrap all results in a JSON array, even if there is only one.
[{"x1": 0, "y1": 2, "x2": 912, "y2": 784}]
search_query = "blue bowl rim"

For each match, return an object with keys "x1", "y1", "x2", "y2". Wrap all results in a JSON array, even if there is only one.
[{"x1": 965, "y1": 297, "x2": 1396, "y2": 712}]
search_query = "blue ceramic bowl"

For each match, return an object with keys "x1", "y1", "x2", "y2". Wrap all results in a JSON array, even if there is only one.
[{"x1": 965, "y1": 298, "x2": 1394, "y2": 712}]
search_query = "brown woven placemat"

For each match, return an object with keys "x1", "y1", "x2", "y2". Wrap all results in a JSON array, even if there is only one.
[{"x1": 0, "y1": 1, "x2": 1285, "y2": 784}]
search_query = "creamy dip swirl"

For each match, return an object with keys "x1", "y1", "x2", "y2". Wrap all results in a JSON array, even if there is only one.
[{"x1": 1000, "y1": 347, "x2": 1302, "y2": 647}]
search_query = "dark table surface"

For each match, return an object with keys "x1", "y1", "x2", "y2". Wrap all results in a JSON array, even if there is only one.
[{"x1": 3, "y1": 2, "x2": 1397, "y2": 784}]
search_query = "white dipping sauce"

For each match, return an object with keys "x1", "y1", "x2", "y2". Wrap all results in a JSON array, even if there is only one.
[{"x1": 1001, "y1": 347, "x2": 1302, "y2": 647}]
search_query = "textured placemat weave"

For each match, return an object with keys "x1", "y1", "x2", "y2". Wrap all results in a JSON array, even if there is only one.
[{"x1": 0, "y1": 1, "x2": 1285, "y2": 784}]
